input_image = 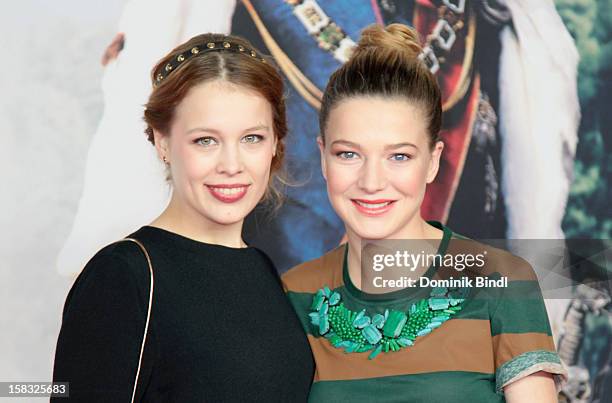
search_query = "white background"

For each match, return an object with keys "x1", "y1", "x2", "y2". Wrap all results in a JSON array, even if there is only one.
[{"x1": 0, "y1": 0, "x2": 126, "y2": 395}]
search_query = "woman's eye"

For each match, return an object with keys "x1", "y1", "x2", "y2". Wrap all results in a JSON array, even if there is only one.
[
  {"x1": 194, "y1": 137, "x2": 217, "y2": 147},
  {"x1": 242, "y1": 134, "x2": 264, "y2": 144},
  {"x1": 390, "y1": 153, "x2": 411, "y2": 161},
  {"x1": 336, "y1": 151, "x2": 359, "y2": 160}
]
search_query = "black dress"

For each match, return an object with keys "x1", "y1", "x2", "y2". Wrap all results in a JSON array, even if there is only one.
[{"x1": 52, "y1": 226, "x2": 314, "y2": 402}]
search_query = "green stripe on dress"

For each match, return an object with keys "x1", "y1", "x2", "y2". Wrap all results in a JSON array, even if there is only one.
[
  {"x1": 489, "y1": 280, "x2": 553, "y2": 336},
  {"x1": 287, "y1": 279, "x2": 552, "y2": 337},
  {"x1": 308, "y1": 371, "x2": 501, "y2": 403}
]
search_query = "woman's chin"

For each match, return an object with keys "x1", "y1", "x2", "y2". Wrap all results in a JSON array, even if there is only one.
[
  {"x1": 195, "y1": 196, "x2": 259, "y2": 226},
  {"x1": 350, "y1": 225, "x2": 397, "y2": 241},
  {"x1": 198, "y1": 208, "x2": 250, "y2": 227}
]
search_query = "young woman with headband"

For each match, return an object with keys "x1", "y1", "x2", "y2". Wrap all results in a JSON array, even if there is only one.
[
  {"x1": 282, "y1": 24, "x2": 567, "y2": 402},
  {"x1": 52, "y1": 33, "x2": 313, "y2": 402}
]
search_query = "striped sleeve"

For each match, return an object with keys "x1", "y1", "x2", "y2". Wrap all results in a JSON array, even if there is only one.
[{"x1": 489, "y1": 260, "x2": 568, "y2": 394}]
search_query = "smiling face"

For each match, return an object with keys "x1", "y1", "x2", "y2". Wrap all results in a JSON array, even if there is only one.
[
  {"x1": 320, "y1": 96, "x2": 443, "y2": 240},
  {"x1": 154, "y1": 80, "x2": 276, "y2": 227}
]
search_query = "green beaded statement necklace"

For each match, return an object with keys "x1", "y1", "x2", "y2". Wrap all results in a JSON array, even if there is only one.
[{"x1": 309, "y1": 286, "x2": 467, "y2": 359}]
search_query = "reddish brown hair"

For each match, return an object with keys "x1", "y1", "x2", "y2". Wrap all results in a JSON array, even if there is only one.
[{"x1": 143, "y1": 33, "x2": 287, "y2": 206}]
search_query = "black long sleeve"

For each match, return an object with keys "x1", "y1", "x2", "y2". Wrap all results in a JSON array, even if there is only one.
[
  {"x1": 53, "y1": 247, "x2": 155, "y2": 402},
  {"x1": 52, "y1": 226, "x2": 314, "y2": 402}
]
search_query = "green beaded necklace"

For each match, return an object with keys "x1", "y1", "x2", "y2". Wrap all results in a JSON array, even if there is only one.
[
  {"x1": 309, "y1": 285, "x2": 466, "y2": 359},
  {"x1": 309, "y1": 227, "x2": 465, "y2": 359}
]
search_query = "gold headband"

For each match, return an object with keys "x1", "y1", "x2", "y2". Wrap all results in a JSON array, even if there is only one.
[{"x1": 154, "y1": 40, "x2": 267, "y2": 86}]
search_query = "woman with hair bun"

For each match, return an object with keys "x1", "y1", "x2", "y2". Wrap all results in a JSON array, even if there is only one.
[
  {"x1": 282, "y1": 24, "x2": 566, "y2": 402},
  {"x1": 52, "y1": 33, "x2": 313, "y2": 402}
]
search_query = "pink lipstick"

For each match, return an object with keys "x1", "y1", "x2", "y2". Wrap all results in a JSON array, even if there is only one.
[
  {"x1": 207, "y1": 184, "x2": 249, "y2": 203},
  {"x1": 351, "y1": 198, "x2": 396, "y2": 216}
]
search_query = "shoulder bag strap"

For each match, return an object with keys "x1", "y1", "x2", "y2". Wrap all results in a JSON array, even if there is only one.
[{"x1": 118, "y1": 237, "x2": 154, "y2": 403}]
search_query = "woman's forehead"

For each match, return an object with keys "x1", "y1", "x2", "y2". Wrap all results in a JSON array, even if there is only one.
[
  {"x1": 172, "y1": 81, "x2": 273, "y2": 129},
  {"x1": 326, "y1": 97, "x2": 428, "y2": 146}
]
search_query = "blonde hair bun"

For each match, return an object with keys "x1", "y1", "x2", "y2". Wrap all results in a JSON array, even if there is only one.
[
  {"x1": 320, "y1": 22, "x2": 442, "y2": 147},
  {"x1": 354, "y1": 23, "x2": 423, "y2": 59}
]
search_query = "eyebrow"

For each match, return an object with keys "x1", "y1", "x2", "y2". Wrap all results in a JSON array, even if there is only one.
[
  {"x1": 330, "y1": 140, "x2": 361, "y2": 149},
  {"x1": 385, "y1": 142, "x2": 418, "y2": 150},
  {"x1": 330, "y1": 139, "x2": 418, "y2": 150},
  {"x1": 186, "y1": 124, "x2": 270, "y2": 135}
]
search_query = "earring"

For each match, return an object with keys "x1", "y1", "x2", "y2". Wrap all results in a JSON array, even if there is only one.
[{"x1": 162, "y1": 156, "x2": 168, "y2": 164}]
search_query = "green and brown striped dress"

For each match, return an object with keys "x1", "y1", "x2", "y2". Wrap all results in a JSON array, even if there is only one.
[{"x1": 282, "y1": 223, "x2": 567, "y2": 402}]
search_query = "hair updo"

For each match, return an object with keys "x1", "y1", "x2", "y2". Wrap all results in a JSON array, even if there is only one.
[
  {"x1": 319, "y1": 24, "x2": 442, "y2": 148},
  {"x1": 143, "y1": 33, "x2": 287, "y2": 206}
]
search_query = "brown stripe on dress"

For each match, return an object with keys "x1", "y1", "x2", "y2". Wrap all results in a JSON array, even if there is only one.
[
  {"x1": 282, "y1": 245, "x2": 346, "y2": 293},
  {"x1": 443, "y1": 238, "x2": 540, "y2": 281},
  {"x1": 492, "y1": 333, "x2": 557, "y2": 369},
  {"x1": 309, "y1": 319, "x2": 495, "y2": 382}
]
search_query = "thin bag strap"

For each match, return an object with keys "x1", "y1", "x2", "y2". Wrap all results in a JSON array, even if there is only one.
[{"x1": 118, "y1": 237, "x2": 154, "y2": 403}]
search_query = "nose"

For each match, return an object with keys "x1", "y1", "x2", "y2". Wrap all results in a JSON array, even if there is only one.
[
  {"x1": 216, "y1": 143, "x2": 244, "y2": 176},
  {"x1": 357, "y1": 158, "x2": 386, "y2": 193}
]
